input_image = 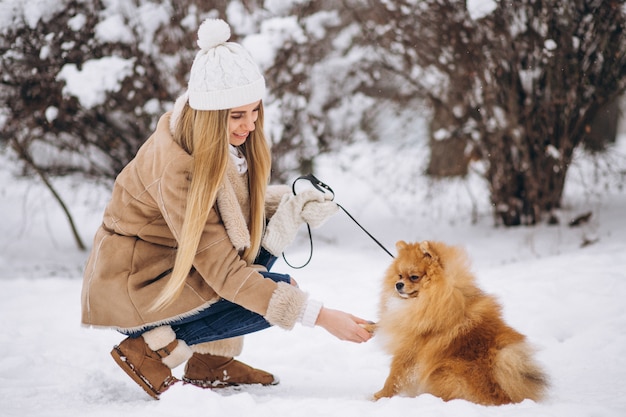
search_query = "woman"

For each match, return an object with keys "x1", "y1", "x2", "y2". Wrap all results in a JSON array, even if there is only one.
[{"x1": 80, "y1": 19, "x2": 372, "y2": 400}]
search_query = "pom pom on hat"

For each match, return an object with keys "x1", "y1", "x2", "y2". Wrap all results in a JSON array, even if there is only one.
[
  {"x1": 184, "y1": 18, "x2": 266, "y2": 111},
  {"x1": 197, "y1": 19, "x2": 231, "y2": 51}
]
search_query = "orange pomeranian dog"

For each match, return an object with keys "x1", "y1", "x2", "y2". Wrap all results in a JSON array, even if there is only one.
[{"x1": 367, "y1": 240, "x2": 548, "y2": 405}]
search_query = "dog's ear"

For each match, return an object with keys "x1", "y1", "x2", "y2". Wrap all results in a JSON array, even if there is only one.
[
  {"x1": 420, "y1": 241, "x2": 443, "y2": 267},
  {"x1": 396, "y1": 240, "x2": 408, "y2": 251},
  {"x1": 419, "y1": 241, "x2": 436, "y2": 259}
]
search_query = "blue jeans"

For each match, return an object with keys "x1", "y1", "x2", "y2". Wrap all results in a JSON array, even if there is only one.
[{"x1": 124, "y1": 248, "x2": 291, "y2": 346}]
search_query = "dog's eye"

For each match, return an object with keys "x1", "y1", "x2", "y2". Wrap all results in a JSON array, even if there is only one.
[{"x1": 409, "y1": 275, "x2": 420, "y2": 282}]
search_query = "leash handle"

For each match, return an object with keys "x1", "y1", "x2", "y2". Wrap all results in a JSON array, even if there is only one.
[
  {"x1": 291, "y1": 173, "x2": 335, "y2": 200},
  {"x1": 281, "y1": 223, "x2": 313, "y2": 269},
  {"x1": 281, "y1": 174, "x2": 327, "y2": 269},
  {"x1": 281, "y1": 174, "x2": 394, "y2": 268}
]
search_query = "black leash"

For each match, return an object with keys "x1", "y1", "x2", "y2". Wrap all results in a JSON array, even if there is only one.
[{"x1": 282, "y1": 174, "x2": 395, "y2": 269}]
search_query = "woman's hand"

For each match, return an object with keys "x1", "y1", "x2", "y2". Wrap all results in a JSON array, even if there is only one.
[
  {"x1": 315, "y1": 307, "x2": 373, "y2": 343},
  {"x1": 262, "y1": 190, "x2": 338, "y2": 256}
]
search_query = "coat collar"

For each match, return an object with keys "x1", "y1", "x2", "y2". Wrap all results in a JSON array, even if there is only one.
[{"x1": 216, "y1": 162, "x2": 251, "y2": 252}]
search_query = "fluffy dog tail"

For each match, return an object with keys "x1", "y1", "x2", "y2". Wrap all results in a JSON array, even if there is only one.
[{"x1": 493, "y1": 342, "x2": 549, "y2": 403}]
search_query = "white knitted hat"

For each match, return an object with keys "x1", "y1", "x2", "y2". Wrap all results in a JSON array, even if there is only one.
[{"x1": 187, "y1": 19, "x2": 265, "y2": 111}]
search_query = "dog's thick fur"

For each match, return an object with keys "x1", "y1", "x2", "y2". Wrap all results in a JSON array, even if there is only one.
[{"x1": 369, "y1": 240, "x2": 548, "y2": 405}]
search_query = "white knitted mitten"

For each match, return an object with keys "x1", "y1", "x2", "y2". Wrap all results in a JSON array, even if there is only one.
[
  {"x1": 301, "y1": 196, "x2": 339, "y2": 228},
  {"x1": 262, "y1": 189, "x2": 338, "y2": 256}
]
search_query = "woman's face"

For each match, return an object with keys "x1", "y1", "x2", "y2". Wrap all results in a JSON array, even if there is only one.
[{"x1": 228, "y1": 100, "x2": 261, "y2": 146}]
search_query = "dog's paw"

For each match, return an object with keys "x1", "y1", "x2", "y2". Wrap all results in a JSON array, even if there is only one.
[
  {"x1": 360, "y1": 322, "x2": 377, "y2": 335},
  {"x1": 372, "y1": 389, "x2": 391, "y2": 401}
]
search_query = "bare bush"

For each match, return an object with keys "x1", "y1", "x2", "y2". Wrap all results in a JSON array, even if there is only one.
[{"x1": 358, "y1": 0, "x2": 626, "y2": 225}]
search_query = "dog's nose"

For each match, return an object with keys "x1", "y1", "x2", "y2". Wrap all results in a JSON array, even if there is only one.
[{"x1": 396, "y1": 282, "x2": 404, "y2": 291}]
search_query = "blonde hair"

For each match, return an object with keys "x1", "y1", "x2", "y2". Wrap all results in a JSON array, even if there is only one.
[{"x1": 151, "y1": 101, "x2": 271, "y2": 311}]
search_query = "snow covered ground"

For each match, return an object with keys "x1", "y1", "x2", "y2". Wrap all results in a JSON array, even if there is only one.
[{"x1": 1, "y1": 134, "x2": 625, "y2": 417}]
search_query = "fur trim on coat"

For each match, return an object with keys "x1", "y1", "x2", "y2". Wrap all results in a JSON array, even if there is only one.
[
  {"x1": 216, "y1": 167, "x2": 251, "y2": 251},
  {"x1": 191, "y1": 337, "x2": 244, "y2": 357}
]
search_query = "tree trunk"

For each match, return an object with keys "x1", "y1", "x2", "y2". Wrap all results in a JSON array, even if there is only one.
[
  {"x1": 584, "y1": 97, "x2": 621, "y2": 153},
  {"x1": 487, "y1": 127, "x2": 573, "y2": 226},
  {"x1": 426, "y1": 104, "x2": 471, "y2": 178},
  {"x1": 488, "y1": 160, "x2": 568, "y2": 226}
]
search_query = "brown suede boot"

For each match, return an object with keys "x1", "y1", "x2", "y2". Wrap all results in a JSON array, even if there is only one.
[
  {"x1": 110, "y1": 335, "x2": 183, "y2": 399},
  {"x1": 183, "y1": 353, "x2": 279, "y2": 388},
  {"x1": 110, "y1": 326, "x2": 193, "y2": 400}
]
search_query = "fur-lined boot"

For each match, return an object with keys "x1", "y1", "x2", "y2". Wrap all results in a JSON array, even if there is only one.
[
  {"x1": 111, "y1": 326, "x2": 192, "y2": 399},
  {"x1": 183, "y1": 337, "x2": 278, "y2": 387}
]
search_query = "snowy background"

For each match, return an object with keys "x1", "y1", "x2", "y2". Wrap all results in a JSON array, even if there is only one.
[
  {"x1": 1, "y1": 130, "x2": 625, "y2": 416},
  {"x1": 2, "y1": 0, "x2": 626, "y2": 415}
]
